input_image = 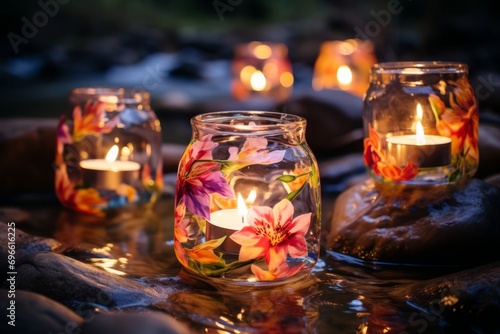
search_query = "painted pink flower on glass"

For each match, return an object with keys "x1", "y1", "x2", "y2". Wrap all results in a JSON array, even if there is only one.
[
  {"x1": 230, "y1": 199, "x2": 311, "y2": 274},
  {"x1": 224, "y1": 137, "x2": 286, "y2": 173},
  {"x1": 251, "y1": 262, "x2": 304, "y2": 281}
]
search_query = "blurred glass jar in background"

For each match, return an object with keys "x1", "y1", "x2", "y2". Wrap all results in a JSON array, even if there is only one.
[
  {"x1": 54, "y1": 87, "x2": 163, "y2": 215},
  {"x1": 231, "y1": 42, "x2": 294, "y2": 102},
  {"x1": 312, "y1": 39, "x2": 377, "y2": 97}
]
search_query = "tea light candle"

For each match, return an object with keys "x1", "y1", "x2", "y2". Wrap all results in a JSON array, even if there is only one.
[
  {"x1": 386, "y1": 105, "x2": 451, "y2": 168},
  {"x1": 80, "y1": 145, "x2": 140, "y2": 189},
  {"x1": 206, "y1": 194, "x2": 249, "y2": 254},
  {"x1": 386, "y1": 134, "x2": 451, "y2": 168}
]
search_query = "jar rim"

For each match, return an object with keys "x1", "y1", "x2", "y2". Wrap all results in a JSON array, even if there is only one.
[
  {"x1": 192, "y1": 110, "x2": 306, "y2": 135},
  {"x1": 371, "y1": 61, "x2": 468, "y2": 74},
  {"x1": 69, "y1": 87, "x2": 150, "y2": 104},
  {"x1": 234, "y1": 41, "x2": 289, "y2": 58}
]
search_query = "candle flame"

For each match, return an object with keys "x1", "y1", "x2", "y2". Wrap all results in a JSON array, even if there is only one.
[
  {"x1": 415, "y1": 103, "x2": 425, "y2": 144},
  {"x1": 416, "y1": 121, "x2": 425, "y2": 144},
  {"x1": 337, "y1": 65, "x2": 353, "y2": 88},
  {"x1": 250, "y1": 70, "x2": 267, "y2": 91},
  {"x1": 416, "y1": 103, "x2": 423, "y2": 120},
  {"x1": 237, "y1": 193, "x2": 248, "y2": 224},
  {"x1": 105, "y1": 145, "x2": 119, "y2": 163},
  {"x1": 246, "y1": 189, "x2": 257, "y2": 204}
]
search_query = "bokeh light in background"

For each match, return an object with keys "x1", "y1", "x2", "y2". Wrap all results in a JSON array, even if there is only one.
[
  {"x1": 2, "y1": 0, "x2": 500, "y2": 124},
  {"x1": 312, "y1": 39, "x2": 377, "y2": 96},
  {"x1": 231, "y1": 41, "x2": 293, "y2": 102}
]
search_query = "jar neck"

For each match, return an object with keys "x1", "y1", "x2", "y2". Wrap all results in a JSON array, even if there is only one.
[
  {"x1": 191, "y1": 111, "x2": 306, "y2": 143},
  {"x1": 370, "y1": 61, "x2": 469, "y2": 85},
  {"x1": 69, "y1": 87, "x2": 150, "y2": 109}
]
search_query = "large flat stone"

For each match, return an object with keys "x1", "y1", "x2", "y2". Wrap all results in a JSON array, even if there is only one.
[
  {"x1": 0, "y1": 289, "x2": 84, "y2": 334},
  {"x1": 326, "y1": 178, "x2": 500, "y2": 267},
  {"x1": 10, "y1": 252, "x2": 163, "y2": 309}
]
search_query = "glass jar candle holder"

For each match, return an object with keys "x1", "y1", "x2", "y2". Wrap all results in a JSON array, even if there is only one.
[
  {"x1": 312, "y1": 39, "x2": 377, "y2": 96},
  {"x1": 55, "y1": 87, "x2": 163, "y2": 215},
  {"x1": 363, "y1": 62, "x2": 479, "y2": 185},
  {"x1": 231, "y1": 42, "x2": 294, "y2": 102},
  {"x1": 174, "y1": 111, "x2": 321, "y2": 287}
]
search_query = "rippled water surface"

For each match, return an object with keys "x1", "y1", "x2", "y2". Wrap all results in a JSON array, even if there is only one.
[{"x1": 14, "y1": 193, "x2": 453, "y2": 333}]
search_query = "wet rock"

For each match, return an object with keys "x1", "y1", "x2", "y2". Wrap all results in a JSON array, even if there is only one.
[
  {"x1": 326, "y1": 178, "x2": 500, "y2": 267},
  {"x1": 80, "y1": 311, "x2": 191, "y2": 334},
  {"x1": 0, "y1": 222, "x2": 60, "y2": 279},
  {"x1": 0, "y1": 207, "x2": 31, "y2": 223},
  {"x1": 477, "y1": 124, "x2": 500, "y2": 179},
  {"x1": 393, "y1": 261, "x2": 500, "y2": 333},
  {"x1": 0, "y1": 118, "x2": 57, "y2": 195},
  {"x1": 0, "y1": 289, "x2": 84, "y2": 334},
  {"x1": 485, "y1": 173, "x2": 500, "y2": 188},
  {"x1": 318, "y1": 153, "x2": 369, "y2": 194},
  {"x1": 10, "y1": 252, "x2": 161, "y2": 309},
  {"x1": 274, "y1": 89, "x2": 364, "y2": 158}
]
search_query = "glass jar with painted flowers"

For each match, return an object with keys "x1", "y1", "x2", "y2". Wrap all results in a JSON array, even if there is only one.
[
  {"x1": 174, "y1": 111, "x2": 321, "y2": 287},
  {"x1": 54, "y1": 87, "x2": 163, "y2": 216},
  {"x1": 363, "y1": 62, "x2": 479, "y2": 185}
]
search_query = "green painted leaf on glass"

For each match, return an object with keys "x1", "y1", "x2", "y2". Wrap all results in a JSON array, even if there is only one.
[{"x1": 276, "y1": 175, "x2": 297, "y2": 182}]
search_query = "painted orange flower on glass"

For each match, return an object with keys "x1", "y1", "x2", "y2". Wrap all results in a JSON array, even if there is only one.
[
  {"x1": 429, "y1": 77, "x2": 479, "y2": 179},
  {"x1": 363, "y1": 124, "x2": 418, "y2": 182}
]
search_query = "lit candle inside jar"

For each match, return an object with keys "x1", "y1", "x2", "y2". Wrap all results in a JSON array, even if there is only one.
[
  {"x1": 79, "y1": 145, "x2": 140, "y2": 189},
  {"x1": 386, "y1": 104, "x2": 452, "y2": 168},
  {"x1": 206, "y1": 192, "x2": 254, "y2": 254},
  {"x1": 337, "y1": 65, "x2": 353, "y2": 91}
]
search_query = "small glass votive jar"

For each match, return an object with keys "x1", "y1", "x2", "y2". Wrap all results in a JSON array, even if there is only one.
[
  {"x1": 312, "y1": 39, "x2": 377, "y2": 96},
  {"x1": 174, "y1": 111, "x2": 321, "y2": 287},
  {"x1": 54, "y1": 87, "x2": 163, "y2": 215},
  {"x1": 231, "y1": 42, "x2": 294, "y2": 102},
  {"x1": 363, "y1": 62, "x2": 479, "y2": 185}
]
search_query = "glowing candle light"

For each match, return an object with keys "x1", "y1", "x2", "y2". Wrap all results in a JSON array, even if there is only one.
[
  {"x1": 79, "y1": 145, "x2": 140, "y2": 189},
  {"x1": 337, "y1": 65, "x2": 353, "y2": 90},
  {"x1": 207, "y1": 193, "x2": 252, "y2": 254},
  {"x1": 250, "y1": 70, "x2": 267, "y2": 91},
  {"x1": 386, "y1": 104, "x2": 452, "y2": 168}
]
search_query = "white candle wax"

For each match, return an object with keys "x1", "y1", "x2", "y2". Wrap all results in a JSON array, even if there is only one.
[
  {"x1": 386, "y1": 134, "x2": 451, "y2": 168},
  {"x1": 79, "y1": 159, "x2": 140, "y2": 172},
  {"x1": 209, "y1": 209, "x2": 247, "y2": 230},
  {"x1": 79, "y1": 159, "x2": 140, "y2": 189},
  {"x1": 207, "y1": 209, "x2": 247, "y2": 254}
]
